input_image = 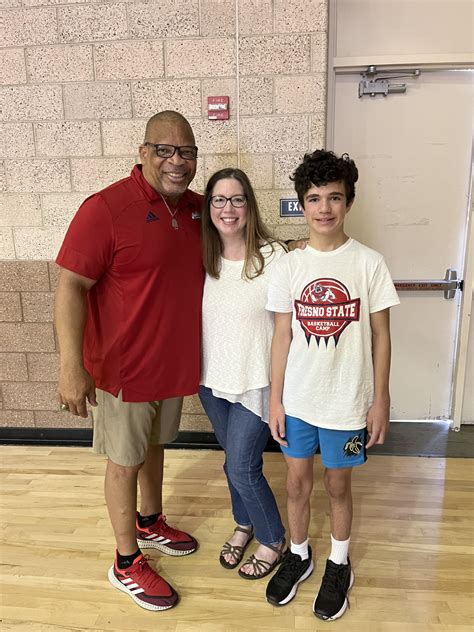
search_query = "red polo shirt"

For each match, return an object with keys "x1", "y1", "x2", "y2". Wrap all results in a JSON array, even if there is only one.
[{"x1": 56, "y1": 165, "x2": 204, "y2": 402}]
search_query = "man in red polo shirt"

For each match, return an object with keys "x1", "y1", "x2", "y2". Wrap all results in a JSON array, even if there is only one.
[{"x1": 55, "y1": 111, "x2": 204, "y2": 611}]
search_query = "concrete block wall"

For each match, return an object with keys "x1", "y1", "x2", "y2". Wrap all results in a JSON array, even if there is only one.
[{"x1": 0, "y1": 0, "x2": 328, "y2": 432}]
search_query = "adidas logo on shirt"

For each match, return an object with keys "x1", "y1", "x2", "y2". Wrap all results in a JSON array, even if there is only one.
[{"x1": 146, "y1": 211, "x2": 159, "y2": 223}]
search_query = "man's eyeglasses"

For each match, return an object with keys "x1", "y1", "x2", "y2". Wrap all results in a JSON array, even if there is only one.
[
  {"x1": 144, "y1": 143, "x2": 198, "y2": 160},
  {"x1": 210, "y1": 194, "x2": 247, "y2": 209}
]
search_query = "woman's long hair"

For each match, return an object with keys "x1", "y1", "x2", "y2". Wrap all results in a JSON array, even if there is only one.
[{"x1": 202, "y1": 168, "x2": 277, "y2": 280}]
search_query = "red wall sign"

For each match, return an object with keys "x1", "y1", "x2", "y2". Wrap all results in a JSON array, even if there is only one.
[{"x1": 208, "y1": 96, "x2": 229, "y2": 120}]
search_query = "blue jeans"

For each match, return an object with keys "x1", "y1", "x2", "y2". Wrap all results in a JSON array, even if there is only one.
[{"x1": 199, "y1": 386, "x2": 285, "y2": 546}]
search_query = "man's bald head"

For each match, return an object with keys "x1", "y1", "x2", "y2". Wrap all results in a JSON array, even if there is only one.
[
  {"x1": 144, "y1": 111, "x2": 195, "y2": 144},
  {"x1": 139, "y1": 111, "x2": 197, "y2": 203}
]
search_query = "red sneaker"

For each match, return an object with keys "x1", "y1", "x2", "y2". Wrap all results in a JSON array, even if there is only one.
[
  {"x1": 108, "y1": 553, "x2": 178, "y2": 611},
  {"x1": 136, "y1": 513, "x2": 198, "y2": 556}
]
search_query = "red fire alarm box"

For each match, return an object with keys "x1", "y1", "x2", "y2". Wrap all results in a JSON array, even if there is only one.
[{"x1": 208, "y1": 96, "x2": 229, "y2": 120}]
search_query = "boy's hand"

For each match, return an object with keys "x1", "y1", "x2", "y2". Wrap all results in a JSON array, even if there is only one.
[
  {"x1": 269, "y1": 402, "x2": 288, "y2": 447},
  {"x1": 365, "y1": 400, "x2": 390, "y2": 448}
]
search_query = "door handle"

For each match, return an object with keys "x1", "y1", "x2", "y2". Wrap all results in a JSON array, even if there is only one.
[{"x1": 394, "y1": 269, "x2": 462, "y2": 299}]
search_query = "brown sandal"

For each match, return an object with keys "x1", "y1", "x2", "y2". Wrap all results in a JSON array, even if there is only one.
[
  {"x1": 238, "y1": 538, "x2": 287, "y2": 580},
  {"x1": 219, "y1": 526, "x2": 254, "y2": 569}
]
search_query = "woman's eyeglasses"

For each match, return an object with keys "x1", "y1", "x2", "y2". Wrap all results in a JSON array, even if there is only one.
[{"x1": 210, "y1": 195, "x2": 247, "y2": 209}]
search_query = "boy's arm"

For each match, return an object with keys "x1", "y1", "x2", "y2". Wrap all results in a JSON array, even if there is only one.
[
  {"x1": 366, "y1": 308, "x2": 392, "y2": 448},
  {"x1": 269, "y1": 311, "x2": 293, "y2": 446}
]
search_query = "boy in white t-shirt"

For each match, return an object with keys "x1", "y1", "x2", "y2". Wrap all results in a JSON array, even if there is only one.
[{"x1": 265, "y1": 150, "x2": 399, "y2": 621}]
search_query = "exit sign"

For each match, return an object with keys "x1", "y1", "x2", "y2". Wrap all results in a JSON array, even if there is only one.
[{"x1": 280, "y1": 198, "x2": 303, "y2": 217}]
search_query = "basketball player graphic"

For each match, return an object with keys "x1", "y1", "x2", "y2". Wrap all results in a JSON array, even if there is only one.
[{"x1": 295, "y1": 278, "x2": 360, "y2": 346}]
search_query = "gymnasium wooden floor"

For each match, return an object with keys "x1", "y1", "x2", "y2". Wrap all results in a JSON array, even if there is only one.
[{"x1": 1, "y1": 446, "x2": 473, "y2": 631}]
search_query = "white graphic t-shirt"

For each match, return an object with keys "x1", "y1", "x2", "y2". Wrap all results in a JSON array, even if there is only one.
[{"x1": 266, "y1": 238, "x2": 399, "y2": 430}]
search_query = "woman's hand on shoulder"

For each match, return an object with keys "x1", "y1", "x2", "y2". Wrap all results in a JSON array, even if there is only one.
[{"x1": 286, "y1": 238, "x2": 308, "y2": 252}]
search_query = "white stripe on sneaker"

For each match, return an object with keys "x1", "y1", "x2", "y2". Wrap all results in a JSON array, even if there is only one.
[{"x1": 122, "y1": 578, "x2": 133, "y2": 585}]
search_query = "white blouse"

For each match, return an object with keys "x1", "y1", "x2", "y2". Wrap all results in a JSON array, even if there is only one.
[{"x1": 200, "y1": 242, "x2": 286, "y2": 421}]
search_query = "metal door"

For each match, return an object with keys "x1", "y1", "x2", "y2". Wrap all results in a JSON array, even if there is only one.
[{"x1": 331, "y1": 69, "x2": 472, "y2": 422}]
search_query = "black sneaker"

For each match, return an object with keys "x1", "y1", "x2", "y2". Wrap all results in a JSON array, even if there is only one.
[
  {"x1": 313, "y1": 557, "x2": 354, "y2": 621},
  {"x1": 266, "y1": 546, "x2": 314, "y2": 606}
]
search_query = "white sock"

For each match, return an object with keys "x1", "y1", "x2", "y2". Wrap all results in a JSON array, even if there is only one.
[
  {"x1": 329, "y1": 534, "x2": 350, "y2": 565},
  {"x1": 290, "y1": 539, "x2": 309, "y2": 560}
]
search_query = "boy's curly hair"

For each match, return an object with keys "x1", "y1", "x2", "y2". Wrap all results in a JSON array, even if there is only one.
[{"x1": 291, "y1": 149, "x2": 359, "y2": 206}]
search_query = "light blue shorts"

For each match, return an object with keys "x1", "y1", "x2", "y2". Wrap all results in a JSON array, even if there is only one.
[{"x1": 281, "y1": 414, "x2": 367, "y2": 469}]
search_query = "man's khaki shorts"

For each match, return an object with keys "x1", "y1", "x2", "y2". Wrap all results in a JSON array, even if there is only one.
[{"x1": 92, "y1": 389, "x2": 183, "y2": 467}]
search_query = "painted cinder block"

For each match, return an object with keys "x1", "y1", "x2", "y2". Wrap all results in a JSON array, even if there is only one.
[
  {"x1": 26, "y1": 45, "x2": 93, "y2": 83},
  {"x1": 166, "y1": 39, "x2": 236, "y2": 78},
  {"x1": 41, "y1": 193, "x2": 89, "y2": 227},
  {"x1": 0, "y1": 1, "x2": 21, "y2": 9},
  {"x1": 274, "y1": 0, "x2": 328, "y2": 33},
  {"x1": 311, "y1": 112, "x2": 326, "y2": 149},
  {"x1": 311, "y1": 32, "x2": 328, "y2": 72},
  {"x1": 188, "y1": 119, "x2": 237, "y2": 154},
  {"x1": 239, "y1": 153, "x2": 273, "y2": 189},
  {"x1": 191, "y1": 158, "x2": 205, "y2": 194},
  {"x1": 70, "y1": 157, "x2": 136, "y2": 192},
  {"x1": 0, "y1": 353, "x2": 27, "y2": 381},
  {"x1": 14, "y1": 227, "x2": 67, "y2": 260},
  {"x1": 27, "y1": 353, "x2": 59, "y2": 382},
  {"x1": 182, "y1": 395, "x2": 205, "y2": 415},
  {"x1": 0, "y1": 228, "x2": 16, "y2": 259},
  {"x1": 128, "y1": 0, "x2": 199, "y2": 39},
  {"x1": 274, "y1": 74, "x2": 326, "y2": 114},
  {"x1": 94, "y1": 41, "x2": 164, "y2": 81},
  {"x1": 34, "y1": 409, "x2": 93, "y2": 428},
  {"x1": 203, "y1": 154, "x2": 238, "y2": 183},
  {"x1": 0, "y1": 322, "x2": 55, "y2": 353},
  {"x1": 101, "y1": 119, "x2": 146, "y2": 156},
  {"x1": 273, "y1": 152, "x2": 305, "y2": 189},
  {"x1": 180, "y1": 413, "x2": 212, "y2": 432},
  {"x1": 237, "y1": 0, "x2": 273, "y2": 36},
  {"x1": 35, "y1": 122, "x2": 101, "y2": 158},
  {"x1": 239, "y1": 35, "x2": 310, "y2": 75},
  {"x1": 5, "y1": 159, "x2": 70, "y2": 193},
  {"x1": 2, "y1": 7, "x2": 57, "y2": 47},
  {"x1": 132, "y1": 80, "x2": 202, "y2": 118},
  {"x1": 0, "y1": 123, "x2": 35, "y2": 159},
  {"x1": 272, "y1": 222, "x2": 309, "y2": 243},
  {"x1": 0, "y1": 410, "x2": 34, "y2": 428},
  {"x1": 0, "y1": 49, "x2": 27, "y2": 85},
  {"x1": 63, "y1": 83, "x2": 132, "y2": 120},
  {"x1": 239, "y1": 77, "x2": 273, "y2": 115},
  {"x1": 58, "y1": 4, "x2": 127, "y2": 43},
  {"x1": 0, "y1": 194, "x2": 41, "y2": 227},
  {"x1": 239, "y1": 116, "x2": 308, "y2": 153},
  {"x1": 2, "y1": 381, "x2": 58, "y2": 410},
  {"x1": 0, "y1": 293, "x2": 22, "y2": 322},
  {"x1": 21, "y1": 292, "x2": 54, "y2": 322},
  {"x1": 0, "y1": 85, "x2": 63, "y2": 121},
  {"x1": 0, "y1": 261, "x2": 49, "y2": 292},
  {"x1": 200, "y1": 0, "x2": 235, "y2": 37},
  {"x1": 48, "y1": 262, "x2": 61, "y2": 291}
]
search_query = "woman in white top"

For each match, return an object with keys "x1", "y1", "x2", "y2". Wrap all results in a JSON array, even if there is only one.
[{"x1": 199, "y1": 168, "x2": 287, "y2": 579}]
